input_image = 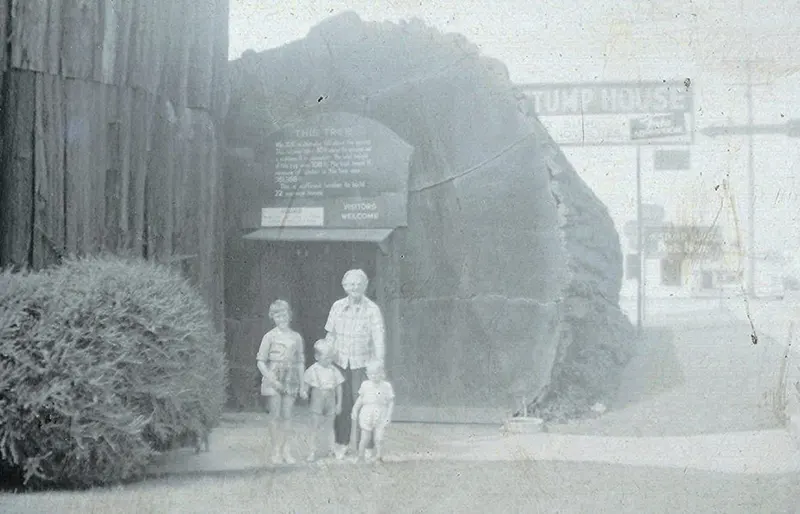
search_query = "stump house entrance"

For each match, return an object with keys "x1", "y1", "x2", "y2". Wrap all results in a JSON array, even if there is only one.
[
  {"x1": 227, "y1": 112, "x2": 411, "y2": 410},
  {"x1": 240, "y1": 234, "x2": 385, "y2": 367}
]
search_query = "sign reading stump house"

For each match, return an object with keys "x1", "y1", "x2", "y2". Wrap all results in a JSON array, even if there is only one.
[{"x1": 256, "y1": 112, "x2": 414, "y2": 229}]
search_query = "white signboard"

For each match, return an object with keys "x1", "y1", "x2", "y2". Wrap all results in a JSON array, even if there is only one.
[
  {"x1": 630, "y1": 113, "x2": 687, "y2": 140},
  {"x1": 261, "y1": 207, "x2": 325, "y2": 227},
  {"x1": 520, "y1": 82, "x2": 692, "y2": 116},
  {"x1": 516, "y1": 81, "x2": 694, "y2": 146}
]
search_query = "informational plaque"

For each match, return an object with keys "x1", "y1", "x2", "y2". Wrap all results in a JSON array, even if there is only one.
[{"x1": 253, "y1": 112, "x2": 414, "y2": 229}]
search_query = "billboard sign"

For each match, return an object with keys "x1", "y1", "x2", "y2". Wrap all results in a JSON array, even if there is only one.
[
  {"x1": 521, "y1": 82, "x2": 692, "y2": 116},
  {"x1": 516, "y1": 81, "x2": 694, "y2": 146},
  {"x1": 630, "y1": 112, "x2": 687, "y2": 140}
]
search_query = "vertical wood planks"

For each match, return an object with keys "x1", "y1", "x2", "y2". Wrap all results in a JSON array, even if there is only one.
[
  {"x1": 212, "y1": 134, "x2": 225, "y2": 332},
  {"x1": 161, "y1": 0, "x2": 191, "y2": 108},
  {"x1": 61, "y1": 0, "x2": 97, "y2": 81},
  {"x1": 180, "y1": 109, "x2": 202, "y2": 281},
  {"x1": 187, "y1": 0, "x2": 214, "y2": 109},
  {"x1": 8, "y1": 0, "x2": 62, "y2": 74},
  {"x1": 0, "y1": 0, "x2": 7, "y2": 113},
  {"x1": 63, "y1": 78, "x2": 88, "y2": 255},
  {"x1": 1, "y1": 0, "x2": 228, "y2": 332},
  {"x1": 6, "y1": 0, "x2": 225, "y2": 98},
  {"x1": 127, "y1": 0, "x2": 165, "y2": 95},
  {"x1": 32, "y1": 72, "x2": 66, "y2": 268},
  {"x1": 211, "y1": 0, "x2": 230, "y2": 121},
  {"x1": 0, "y1": 72, "x2": 36, "y2": 267},
  {"x1": 126, "y1": 88, "x2": 152, "y2": 255},
  {"x1": 10, "y1": 0, "x2": 48, "y2": 73},
  {"x1": 97, "y1": 0, "x2": 118, "y2": 85},
  {"x1": 145, "y1": 98, "x2": 176, "y2": 262},
  {"x1": 44, "y1": 0, "x2": 64, "y2": 76},
  {"x1": 111, "y1": 0, "x2": 133, "y2": 87}
]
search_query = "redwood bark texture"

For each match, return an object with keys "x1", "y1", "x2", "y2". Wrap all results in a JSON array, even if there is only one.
[{"x1": 0, "y1": 0, "x2": 230, "y2": 332}]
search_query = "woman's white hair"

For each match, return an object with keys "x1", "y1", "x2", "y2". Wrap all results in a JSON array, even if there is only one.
[{"x1": 342, "y1": 269, "x2": 368, "y2": 286}]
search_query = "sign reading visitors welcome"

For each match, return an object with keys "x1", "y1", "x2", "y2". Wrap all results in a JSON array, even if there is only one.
[
  {"x1": 255, "y1": 112, "x2": 414, "y2": 229},
  {"x1": 516, "y1": 80, "x2": 694, "y2": 146}
]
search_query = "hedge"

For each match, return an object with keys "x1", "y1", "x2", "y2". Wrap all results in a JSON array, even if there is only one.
[{"x1": 0, "y1": 255, "x2": 227, "y2": 488}]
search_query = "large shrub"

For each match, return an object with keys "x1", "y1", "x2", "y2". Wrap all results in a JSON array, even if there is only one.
[{"x1": 0, "y1": 255, "x2": 227, "y2": 488}]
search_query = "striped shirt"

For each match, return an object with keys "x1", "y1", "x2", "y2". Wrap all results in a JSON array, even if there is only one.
[{"x1": 325, "y1": 296, "x2": 385, "y2": 369}]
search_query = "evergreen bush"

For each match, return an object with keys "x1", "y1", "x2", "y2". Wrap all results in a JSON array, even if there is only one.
[{"x1": 0, "y1": 255, "x2": 226, "y2": 488}]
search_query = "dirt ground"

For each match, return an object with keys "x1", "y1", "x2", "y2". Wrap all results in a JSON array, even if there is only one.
[{"x1": 3, "y1": 461, "x2": 798, "y2": 514}]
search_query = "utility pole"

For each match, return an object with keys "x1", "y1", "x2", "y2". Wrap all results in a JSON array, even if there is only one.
[
  {"x1": 702, "y1": 60, "x2": 770, "y2": 298},
  {"x1": 700, "y1": 62, "x2": 800, "y2": 297},
  {"x1": 636, "y1": 145, "x2": 643, "y2": 335},
  {"x1": 745, "y1": 62, "x2": 755, "y2": 298}
]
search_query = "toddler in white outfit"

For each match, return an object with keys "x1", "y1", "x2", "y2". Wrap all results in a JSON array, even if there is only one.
[{"x1": 350, "y1": 360, "x2": 394, "y2": 462}]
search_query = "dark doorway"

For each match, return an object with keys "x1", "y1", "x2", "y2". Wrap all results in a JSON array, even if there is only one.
[{"x1": 292, "y1": 242, "x2": 378, "y2": 366}]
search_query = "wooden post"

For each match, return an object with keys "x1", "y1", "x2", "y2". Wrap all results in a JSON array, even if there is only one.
[{"x1": 636, "y1": 145, "x2": 643, "y2": 335}]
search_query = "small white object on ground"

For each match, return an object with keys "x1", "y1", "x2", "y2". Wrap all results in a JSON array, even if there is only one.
[
  {"x1": 591, "y1": 403, "x2": 607, "y2": 414},
  {"x1": 502, "y1": 417, "x2": 545, "y2": 434}
]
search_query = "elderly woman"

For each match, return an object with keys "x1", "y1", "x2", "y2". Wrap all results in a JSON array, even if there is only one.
[{"x1": 324, "y1": 269, "x2": 386, "y2": 459}]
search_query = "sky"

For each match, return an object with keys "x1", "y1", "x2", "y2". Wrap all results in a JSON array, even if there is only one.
[{"x1": 228, "y1": 0, "x2": 800, "y2": 287}]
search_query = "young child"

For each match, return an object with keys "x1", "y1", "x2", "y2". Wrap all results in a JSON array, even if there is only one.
[
  {"x1": 302, "y1": 339, "x2": 345, "y2": 462},
  {"x1": 350, "y1": 360, "x2": 395, "y2": 463},
  {"x1": 256, "y1": 299, "x2": 306, "y2": 464}
]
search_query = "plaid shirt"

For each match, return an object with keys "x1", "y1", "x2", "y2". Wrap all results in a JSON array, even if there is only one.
[{"x1": 325, "y1": 296, "x2": 385, "y2": 369}]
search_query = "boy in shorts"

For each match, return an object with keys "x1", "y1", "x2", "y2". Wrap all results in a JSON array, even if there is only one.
[{"x1": 302, "y1": 339, "x2": 345, "y2": 462}]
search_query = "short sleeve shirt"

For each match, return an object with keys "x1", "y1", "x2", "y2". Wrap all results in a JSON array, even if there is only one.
[
  {"x1": 357, "y1": 380, "x2": 395, "y2": 407},
  {"x1": 256, "y1": 328, "x2": 304, "y2": 368},
  {"x1": 324, "y1": 297, "x2": 385, "y2": 369},
  {"x1": 303, "y1": 363, "x2": 346, "y2": 390}
]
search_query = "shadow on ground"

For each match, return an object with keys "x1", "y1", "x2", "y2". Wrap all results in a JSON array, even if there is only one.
[
  {"x1": 547, "y1": 309, "x2": 785, "y2": 436},
  {"x1": 612, "y1": 326, "x2": 685, "y2": 409}
]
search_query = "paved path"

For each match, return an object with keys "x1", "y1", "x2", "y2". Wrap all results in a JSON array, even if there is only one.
[
  {"x1": 146, "y1": 301, "x2": 800, "y2": 479},
  {"x1": 147, "y1": 412, "x2": 800, "y2": 478},
  {"x1": 442, "y1": 430, "x2": 800, "y2": 474}
]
